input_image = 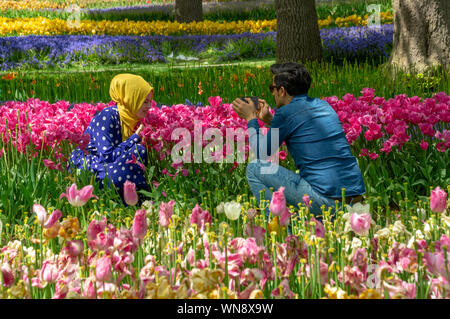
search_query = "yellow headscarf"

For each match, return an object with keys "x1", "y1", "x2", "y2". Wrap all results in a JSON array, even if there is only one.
[{"x1": 109, "y1": 74, "x2": 154, "y2": 141}]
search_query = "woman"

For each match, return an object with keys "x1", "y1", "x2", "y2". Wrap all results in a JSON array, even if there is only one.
[{"x1": 69, "y1": 74, "x2": 153, "y2": 201}]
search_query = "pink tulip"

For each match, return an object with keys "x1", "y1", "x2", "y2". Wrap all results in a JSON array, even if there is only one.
[
  {"x1": 1, "y1": 263, "x2": 14, "y2": 287},
  {"x1": 430, "y1": 186, "x2": 447, "y2": 213},
  {"x1": 244, "y1": 223, "x2": 266, "y2": 246},
  {"x1": 208, "y1": 96, "x2": 222, "y2": 107},
  {"x1": 305, "y1": 217, "x2": 325, "y2": 238},
  {"x1": 63, "y1": 240, "x2": 84, "y2": 257},
  {"x1": 132, "y1": 209, "x2": 148, "y2": 240},
  {"x1": 43, "y1": 209, "x2": 62, "y2": 229},
  {"x1": 190, "y1": 204, "x2": 212, "y2": 233},
  {"x1": 123, "y1": 180, "x2": 138, "y2": 206},
  {"x1": 350, "y1": 213, "x2": 372, "y2": 236},
  {"x1": 95, "y1": 255, "x2": 112, "y2": 282},
  {"x1": 125, "y1": 154, "x2": 146, "y2": 171},
  {"x1": 33, "y1": 203, "x2": 47, "y2": 226},
  {"x1": 302, "y1": 194, "x2": 311, "y2": 208},
  {"x1": 269, "y1": 186, "x2": 286, "y2": 216},
  {"x1": 40, "y1": 260, "x2": 59, "y2": 283},
  {"x1": 87, "y1": 217, "x2": 107, "y2": 241},
  {"x1": 159, "y1": 200, "x2": 175, "y2": 228},
  {"x1": 280, "y1": 207, "x2": 291, "y2": 227},
  {"x1": 59, "y1": 183, "x2": 98, "y2": 207},
  {"x1": 82, "y1": 278, "x2": 97, "y2": 299}
]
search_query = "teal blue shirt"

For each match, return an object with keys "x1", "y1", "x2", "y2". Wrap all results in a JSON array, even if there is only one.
[{"x1": 247, "y1": 94, "x2": 366, "y2": 198}]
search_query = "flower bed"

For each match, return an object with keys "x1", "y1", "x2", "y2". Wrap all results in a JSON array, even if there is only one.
[
  {"x1": 0, "y1": 180, "x2": 448, "y2": 299},
  {"x1": 0, "y1": 25, "x2": 394, "y2": 70}
]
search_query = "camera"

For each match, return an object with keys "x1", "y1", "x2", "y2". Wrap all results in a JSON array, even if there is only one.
[{"x1": 239, "y1": 96, "x2": 259, "y2": 110}]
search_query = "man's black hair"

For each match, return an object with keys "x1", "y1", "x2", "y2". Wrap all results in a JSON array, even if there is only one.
[{"x1": 270, "y1": 62, "x2": 312, "y2": 96}]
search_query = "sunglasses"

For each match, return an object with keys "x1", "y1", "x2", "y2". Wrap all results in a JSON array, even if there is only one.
[{"x1": 269, "y1": 84, "x2": 280, "y2": 92}]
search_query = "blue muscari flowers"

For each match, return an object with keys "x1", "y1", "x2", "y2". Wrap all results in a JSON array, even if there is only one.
[{"x1": 0, "y1": 25, "x2": 393, "y2": 71}]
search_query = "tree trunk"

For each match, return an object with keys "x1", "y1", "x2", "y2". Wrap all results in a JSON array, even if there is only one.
[
  {"x1": 275, "y1": 0, "x2": 323, "y2": 63},
  {"x1": 175, "y1": 0, "x2": 203, "y2": 23},
  {"x1": 389, "y1": 0, "x2": 450, "y2": 73}
]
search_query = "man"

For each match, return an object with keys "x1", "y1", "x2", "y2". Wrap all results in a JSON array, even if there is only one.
[{"x1": 232, "y1": 62, "x2": 365, "y2": 218}]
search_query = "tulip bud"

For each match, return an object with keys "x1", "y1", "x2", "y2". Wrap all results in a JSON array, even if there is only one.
[
  {"x1": 132, "y1": 209, "x2": 148, "y2": 240},
  {"x1": 269, "y1": 186, "x2": 286, "y2": 216},
  {"x1": 430, "y1": 186, "x2": 447, "y2": 213},
  {"x1": 159, "y1": 200, "x2": 175, "y2": 228},
  {"x1": 123, "y1": 180, "x2": 138, "y2": 206}
]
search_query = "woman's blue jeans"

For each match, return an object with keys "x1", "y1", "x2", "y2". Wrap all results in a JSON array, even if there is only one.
[{"x1": 246, "y1": 159, "x2": 340, "y2": 221}]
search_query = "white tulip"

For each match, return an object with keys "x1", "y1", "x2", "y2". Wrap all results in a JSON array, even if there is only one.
[
  {"x1": 375, "y1": 227, "x2": 390, "y2": 239},
  {"x1": 224, "y1": 201, "x2": 241, "y2": 221},
  {"x1": 347, "y1": 203, "x2": 370, "y2": 215}
]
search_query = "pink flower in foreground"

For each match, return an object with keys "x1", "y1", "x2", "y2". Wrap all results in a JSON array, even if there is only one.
[
  {"x1": 190, "y1": 204, "x2": 212, "y2": 233},
  {"x1": 43, "y1": 209, "x2": 62, "y2": 229},
  {"x1": 244, "y1": 223, "x2": 266, "y2": 246},
  {"x1": 96, "y1": 256, "x2": 112, "y2": 282},
  {"x1": 159, "y1": 200, "x2": 175, "y2": 228},
  {"x1": 1, "y1": 263, "x2": 14, "y2": 287},
  {"x1": 59, "y1": 183, "x2": 98, "y2": 207},
  {"x1": 63, "y1": 240, "x2": 84, "y2": 258},
  {"x1": 123, "y1": 180, "x2": 138, "y2": 206},
  {"x1": 33, "y1": 203, "x2": 47, "y2": 226},
  {"x1": 280, "y1": 207, "x2": 291, "y2": 227},
  {"x1": 430, "y1": 186, "x2": 447, "y2": 213},
  {"x1": 350, "y1": 213, "x2": 371, "y2": 236},
  {"x1": 40, "y1": 260, "x2": 59, "y2": 283},
  {"x1": 132, "y1": 209, "x2": 148, "y2": 240},
  {"x1": 269, "y1": 186, "x2": 286, "y2": 216},
  {"x1": 305, "y1": 217, "x2": 325, "y2": 238},
  {"x1": 87, "y1": 217, "x2": 107, "y2": 242}
]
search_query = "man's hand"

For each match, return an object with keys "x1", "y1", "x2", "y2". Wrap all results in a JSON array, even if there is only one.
[
  {"x1": 135, "y1": 123, "x2": 144, "y2": 137},
  {"x1": 232, "y1": 98, "x2": 257, "y2": 122},
  {"x1": 256, "y1": 99, "x2": 273, "y2": 125}
]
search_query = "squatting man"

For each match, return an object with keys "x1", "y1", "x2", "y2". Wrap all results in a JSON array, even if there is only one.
[{"x1": 231, "y1": 62, "x2": 366, "y2": 220}]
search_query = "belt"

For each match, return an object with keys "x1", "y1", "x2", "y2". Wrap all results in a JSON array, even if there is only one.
[{"x1": 331, "y1": 195, "x2": 363, "y2": 205}]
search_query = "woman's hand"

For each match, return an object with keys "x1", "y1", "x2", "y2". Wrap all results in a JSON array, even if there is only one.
[
  {"x1": 135, "y1": 123, "x2": 144, "y2": 137},
  {"x1": 256, "y1": 99, "x2": 273, "y2": 125}
]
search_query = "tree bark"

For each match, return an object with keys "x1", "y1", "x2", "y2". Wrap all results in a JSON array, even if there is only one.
[
  {"x1": 275, "y1": 0, "x2": 323, "y2": 63},
  {"x1": 389, "y1": 0, "x2": 450, "y2": 73},
  {"x1": 175, "y1": 0, "x2": 203, "y2": 23}
]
